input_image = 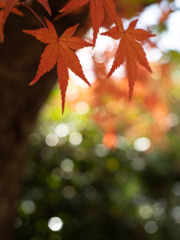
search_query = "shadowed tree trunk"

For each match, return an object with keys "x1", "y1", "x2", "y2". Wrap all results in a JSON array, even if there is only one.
[
  {"x1": 0, "y1": 17, "x2": 56, "y2": 240},
  {"x1": 0, "y1": 2, "x2": 88, "y2": 238}
]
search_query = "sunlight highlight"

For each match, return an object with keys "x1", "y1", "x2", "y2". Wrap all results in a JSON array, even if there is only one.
[
  {"x1": 55, "y1": 124, "x2": 69, "y2": 137},
  {"x1": 134, "y1": 137, "x2": 151, "y2": 152},
  {"x1": 48, "y1": 217, "x2": 63, "y2": 232},
  {"x1": 69, "y1": 132, "x2": 82, "y2": 145},
  {"x1": 76, "y1": 102, "x2": 89, "y2": 115},
  {"x1": 45, "y1": 133, "x2": 59, "y2": 147}
]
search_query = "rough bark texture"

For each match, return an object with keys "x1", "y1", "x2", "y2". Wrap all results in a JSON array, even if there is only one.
[{"x1": 0, "y1": 2, "x2": 88, "y2": 239}]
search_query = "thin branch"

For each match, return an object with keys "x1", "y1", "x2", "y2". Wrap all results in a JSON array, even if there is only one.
[{"x1": 20, "y1": 2, "x2": 47, "y2": 29}]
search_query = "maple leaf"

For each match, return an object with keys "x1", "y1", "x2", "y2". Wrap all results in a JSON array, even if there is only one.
[
  {"x1": 0, "y1": 0, "x2": 19, "y2": 42},
  {"x1": 2, "y1": 0, "x2": 19, "y2": 25},
  {"x1": 0, "y1": 9, "x2": 4, "y2": 42},
  {"x1": 60, "y1": 0, "x2": 119, "y2": 46},
  {"x1": 0, "y1": 0, "x2": 51, "y2": 42},
  {"x1": 101, "y1": 18, "x2": 155, "y2": 99},
  {"x1": 23, "y1": 18, "x2": 92, "y2": 113},
  {"x1": 1, "y1": 0, "x2": 51, "y2": 30},
  {"x1": 36, "y1": 0, "x2": 51, "y2": 15},
  {"x1": 4, "y1": 0, "x2": 51, "y2": 17},
  {"x1": 0, "y1": 0, "x2": 23, "y2": 42}
]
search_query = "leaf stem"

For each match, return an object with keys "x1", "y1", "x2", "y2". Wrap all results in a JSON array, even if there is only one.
[{"x1": 20, "y1": 2, "x2": 47, "y2": 29}]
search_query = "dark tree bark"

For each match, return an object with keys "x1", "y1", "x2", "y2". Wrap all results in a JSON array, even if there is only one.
[{"x1": 0, "y1": 2, "x2": 88, "y2": 239}]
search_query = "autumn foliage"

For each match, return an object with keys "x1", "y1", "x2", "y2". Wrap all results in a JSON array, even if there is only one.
[
  {"x1": 67, "y1": 46, "x2": 173, "y2": 149},
  {"x1": 23, "y1": 19, "x2": 92, "y2": 113},
  {"x1": 101, "y1": 18, "x2": 155, "y2": 99},
  {"x1": 0, "y1": 0, "x2": 156, "y2": 114}
]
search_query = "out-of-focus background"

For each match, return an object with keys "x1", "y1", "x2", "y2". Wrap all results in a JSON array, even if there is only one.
[{"x1": 13, "y1": 1, "x2": 180, "y2": 239}]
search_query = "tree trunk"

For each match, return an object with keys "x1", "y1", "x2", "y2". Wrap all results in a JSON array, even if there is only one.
[
  {"x1": 0, "y1": 16, "x2": 56, "y2": 240},
  {"x1": 0, "y1": 3, "x2": 88, "y2": 238}
]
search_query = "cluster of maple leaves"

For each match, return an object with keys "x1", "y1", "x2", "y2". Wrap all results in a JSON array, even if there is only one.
[
  {"x1": 68, "y1": 49, "x2": 173, "y2": 149},
  {"x1": 0, "y1": 0, "x2": 155, "y2": 113}
]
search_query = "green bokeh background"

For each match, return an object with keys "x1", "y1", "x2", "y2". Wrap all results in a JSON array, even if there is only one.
[
  {"x1": 14, "y1": 84, "x2": 180, "y2": 240},
  {"x1": 14, "y1": 1, "x2": 180, "y2": 238}
]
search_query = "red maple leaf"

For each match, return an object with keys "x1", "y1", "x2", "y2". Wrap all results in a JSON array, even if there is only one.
[
  {"x1": 0, "y1": 0, "x2": 23, "y2": 42},
  {"x1": 23, "y1": 18, "x2": 92, "y2": 113},
  {"x1": 60, "y1": 0, "x2": 119, "y2": 46},
  {"x1": 5, "y1": 0, "x2": 51, "y2": 16},
  {"x1": 2, "y1": 0, "x2": 19, "y2": 26},
  {"x1": 101, "y1": 18, "x2": 155, "y2": 99},
  {"x1": 0, "y1": 0, "x2": 51, "y2": 42},
  {"x1": 36, "y1": 0, "x2": 51, "y2": 15}
]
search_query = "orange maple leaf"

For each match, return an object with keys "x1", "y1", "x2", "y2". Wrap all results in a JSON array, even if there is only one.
[
  {"x1": 0, "y1": 0, "x2": 23, "y2": 42},
  {"x1": 3, "y1": 0, "x2": 51, "y2": 18},
  {"x1": 60, "y1": 0, "x2": 119, "y2": 46},
  {"x1": 0, "y1": 0, "x2": 51, "y2": 42},
  {"x1": 36, "y1": 0, "x2": 51, "y2": 15},
  {"x1": 2, "y1": 0, "x2": 19, "y2": 26},
  {"x1": 23, "y1": 18, "x2": 92, "y2": 113},
  {"x1": 101, "y1": 18, "x2": 155, "y2": 99}
]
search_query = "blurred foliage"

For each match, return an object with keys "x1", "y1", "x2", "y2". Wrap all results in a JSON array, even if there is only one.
[
  {"x1": 15, "y1": 95, "x2": 180, "y2": 239},
  {"x1": 15, "y1": 0, "x2": 180, "y2": 239},
  {"x1": 15, "y1": 68, "x2": 180, "y2": 240}
]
